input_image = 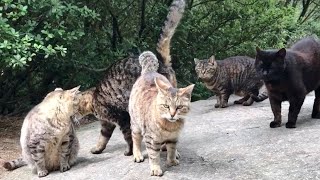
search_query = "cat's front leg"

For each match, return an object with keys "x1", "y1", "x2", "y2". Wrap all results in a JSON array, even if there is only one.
[
  {"x1": 214, "y1": 95, "x2": 221, "y2": 108},
  {"x1": 59, "y1": 134, "x2": 72, "y2": 172},
  {"x1": 145, "y1": 139, "x2": 162, "y2": 176},
  {"x1": 312, "y1": 88, "x2": 320, "y2": 118},
  {"x1": 220, "y1": 92, "x2": 230, "y2": 108},
  {"x1": 132, "y1": 132, "x2": 144, "y2": 162},
  {"x1": 166, "y1": 141, "x2": 179, "y2": 167},
  {"x1": 28, "y1": 140, "x2": 48, "y2": 177},
  {"x1": 269, "y1": 97, "x2": 282, "y2": 128},
  {"x1": 287, "y1": 96, "x2": 305, "y2": 128}
]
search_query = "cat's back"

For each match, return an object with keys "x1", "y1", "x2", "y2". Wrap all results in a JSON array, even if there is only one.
[
  {"x1": 94, "y1": 56, "x2": 142, "y2": 110},
  {"x1": 131, "y1": 72, "x2": 166, "y2": 101},
  {"x1": 290, "y1": 37, "x2": 320, "y2": 60},
  {"x1": 219, "y1": 56, "x2": 256, "y2": 76}
]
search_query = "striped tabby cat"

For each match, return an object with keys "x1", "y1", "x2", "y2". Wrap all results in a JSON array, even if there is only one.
[
  {"x1": 129, "y1": 51, "x2": 194, "y2": 176},
  {"x1": 194, "y1": 55, "x2": 268, "y2": 108},
  {"x1": 2, "y1": 86, "x2": 81, "y2": 177},
  {"x1": 87, "y1": 0, "x2": 186, "y2": 156}
]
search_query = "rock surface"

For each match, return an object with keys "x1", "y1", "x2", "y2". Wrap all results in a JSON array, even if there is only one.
[{"x1": 3, "y1": 94, "x2": 320, "y2": 180}]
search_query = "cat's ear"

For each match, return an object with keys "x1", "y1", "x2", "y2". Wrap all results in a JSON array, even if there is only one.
[
  {"x1": 54, "y1": 87, "x2": 63, "y2": 91},
  {"x1": 178, "y1": 84, "x2": 195, "y2": 99},
  {"x1": 69, "y1": 85, "x2": 81, "y2": 95},
  {"x1": 209, "y1": 55, "x2": 216, "y2": 64},
  {"x1": 155, "y1": 77, "x2": 171, "y2": 94},
  {"x1": 256, "y1": 46, "x2": 262, "y2": 54},
  {"x1": 276, "y1": 48, "x2": 286, "y2": 59},
  {"x1": 194, "y1": 58, "x2": 200, "y2": 65}
]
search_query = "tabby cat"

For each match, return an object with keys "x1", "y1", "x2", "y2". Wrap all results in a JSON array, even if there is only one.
[
  {"x1": 194, "y1": 55, "x2": 268, "y2": 108},
  {"x1": 88, "y1": 0, "x2": 185, "y2": 155},
  {"x1": 255, "y1": 36, "x2": 320, "y2": 128},
  {"x1": 2, "y1": 86, "x2": 81, "y2": 177},
  {"x1": 129, "y1": 51, "x2": 194, "y2": 176}
]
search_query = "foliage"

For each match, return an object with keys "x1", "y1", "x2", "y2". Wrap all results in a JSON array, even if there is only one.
[{"x1": 0, "y1": 0, "x2": 319, "y2": 114}]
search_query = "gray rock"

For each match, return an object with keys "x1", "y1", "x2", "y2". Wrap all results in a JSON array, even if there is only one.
[{"x1": 4, "y1": 94, "x2": 320, "y2": 180}]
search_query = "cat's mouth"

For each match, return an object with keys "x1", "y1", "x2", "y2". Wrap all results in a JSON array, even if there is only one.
[{"x1": 167, "y1": 118, "x2": 178, "y2": 122}]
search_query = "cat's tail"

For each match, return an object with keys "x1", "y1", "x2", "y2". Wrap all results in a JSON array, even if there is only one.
[
  {"x1": 139, "y1": 51, "x2": 159, "y2": 74},
  {"x1": 156, "y1": 0, "x2": 185, "y2": 67},
  {"x1": 251, "y1": 91, "x2": 268, "y2": 102},
  {"x1": 2, "y1": 158, "x2": 27, "y2": 170}
]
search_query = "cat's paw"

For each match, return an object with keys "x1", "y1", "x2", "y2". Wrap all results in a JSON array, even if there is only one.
[
  {"x1": 124, "y1": 149, "x2": 133, "y2": 156},
  {"x1": 150, "y1": 166, "x2": 163, "y2": 176},
  {"x1": 285, "y1": 122, "x2": 296, "y2": 128},
  {"x1": 133, "y1": 154, "x2": 144, "y2": 163},
  {"x1": 37, "y1": 170, "x2": 49, "y2": 177},
  {"x1": 220, "y1": 103, "x2": 228, "y2": 108},
  {"x1": 242, "y1": 101, "x2": 253, "y2": 106},
  {"x1": 166, "y1": 159, "x2": 179, "y2": 167},
  {"x1": 176, "y1": 150, "x2": 181, "y2": 159},
  {"x1": 90, "y1": 147, "x2": 104, "y2": 154},
  {"x1": 270, "y1": 121, "x2": 281, "y2": 128},
  {"x1": 60, "y1": 163, "x2": 70, "y2": 172},
  {"x1": 234, "y1": 100, "x2": 243, "y2": 104},
  {"x1": 214, "y1": 103, "x2": 220, "y2": 108}
]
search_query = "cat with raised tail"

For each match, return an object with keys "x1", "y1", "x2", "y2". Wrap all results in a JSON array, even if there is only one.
[
  {"x1": 129, "y1": 51, "x2": 194, "y2": 176},
  {"x1": 86, "y1": 0, "x2": 186, "y2": 156},
  {"x1": 255, "y1": 36, "x2": 320, "y2": 128}
]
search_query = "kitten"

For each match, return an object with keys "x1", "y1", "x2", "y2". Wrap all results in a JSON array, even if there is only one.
[
  {"x1": 255, "y1": 36, "x2": 320, "y2": 128},
  {"x1": 88, "y1": 0, "x2": 186, "y2": 155},
  {"x1": 129, "y1": 51, "x2": 194, "y2": 176},
  {"x1": 2, "y1": 86, "x2": 81, "y2": 177},
  {"x1": 194, "y1": 55, "x2": 268, "y2": 108}
]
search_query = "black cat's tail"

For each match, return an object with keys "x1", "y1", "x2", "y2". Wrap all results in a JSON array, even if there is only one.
[
  {"x1": 2, "y1": 157, "x2": 27, "y2": 170},
  {"x1": 139, "y1": 51, "x2": 159, "y2": 74},
  {"x1": 156, "y1": 0, "x2": 185, "y2": 67},
  {"x1": 251, "y1": 91, "x2": 268, "y2": 102}
]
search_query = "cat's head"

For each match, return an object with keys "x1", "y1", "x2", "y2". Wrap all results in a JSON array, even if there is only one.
[
  {"x1": 255, "y1": 47, "x2": 287, "y2": 82},
  {"x1": 72, "y1": 87, "x2": 95, "y2": 123},
  {"x1": 45, "y1": 86, "x2": 81, "y2": 122},
  {"x1": 194, "y1": 55, "x2": 218, "y2": 80},
  {"x1": 154, "y1": 77, "x2": 194, "y2": 122}
]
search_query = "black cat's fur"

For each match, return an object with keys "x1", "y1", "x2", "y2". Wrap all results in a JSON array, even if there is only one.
[{"x1": 255, "y1": 36, "x2": 320, "y2": 128}]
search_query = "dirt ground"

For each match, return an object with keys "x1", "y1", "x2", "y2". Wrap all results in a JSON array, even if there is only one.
[
  {"x1": 0, "y1": 115, "x2": 23, "y2": 177},
  {"x1": 0, "y1": 114, "x2": 97, "y2": 177}
]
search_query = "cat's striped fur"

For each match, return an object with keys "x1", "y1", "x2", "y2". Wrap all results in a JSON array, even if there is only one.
[
  {"x1": 88, "y1": 0, "x2": 185, "y2": 155},
  {"x1": 129, "y1": 51, "x2": 194, "y2": 176},
  {"x1": 2, "y1": 86, "x2": 81, "y2": 177},
  {"x1": 194, "y1": 55, "x2": 268, "y2": 108}
]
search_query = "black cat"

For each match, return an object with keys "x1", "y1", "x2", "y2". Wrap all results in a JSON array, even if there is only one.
[{"x1": 255, "y1": 36, "x2": 320, "y2": 128}]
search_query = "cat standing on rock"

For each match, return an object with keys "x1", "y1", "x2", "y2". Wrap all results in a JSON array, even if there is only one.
[
  {"x1": 194, "y1": 55, "x2": 268, "y2": 108},
  {"x1": 87, "y1": 0, "x2": 186, "y2": 156},
  {"x1": 2, "y1": 86, "x2": 81, "y2": 177},
  {"x1": 129, "y1": 51, "x2": 194, "y2": 176},
  {"x1": 255, "y1": 36, "x2": 320, "y2": 128}
]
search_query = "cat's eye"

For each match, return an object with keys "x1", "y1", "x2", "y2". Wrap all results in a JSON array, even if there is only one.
[
  {"x1": 177, "y1": 105, "x2": 183, "y2": 109},
  {"x1": 162, "y1": 104, "x2": 169, "y2": 108}
]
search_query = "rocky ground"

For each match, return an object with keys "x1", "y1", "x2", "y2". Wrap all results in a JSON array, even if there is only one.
[{"x1": 2, "y1": 94, "x2": 320, "y2": 180}]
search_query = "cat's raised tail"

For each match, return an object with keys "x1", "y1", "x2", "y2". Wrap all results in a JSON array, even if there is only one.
[
  {"x1": 156, "y1": 0, "x2": 185, "y2": 67},
  {"x1": 2, "y1": 157, "x2": 26, "y2": 170},
  {"x1": 139, "y1": 51, "x2": 159, "y2": 74}
]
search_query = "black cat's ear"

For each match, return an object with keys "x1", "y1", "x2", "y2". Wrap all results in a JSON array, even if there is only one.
[
  {"x1": 276, "y1": 48, "x2": 286, "y2": 59},
  {"x1": 256, "y1": 47, "x2": 262, "y2": 55}
]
